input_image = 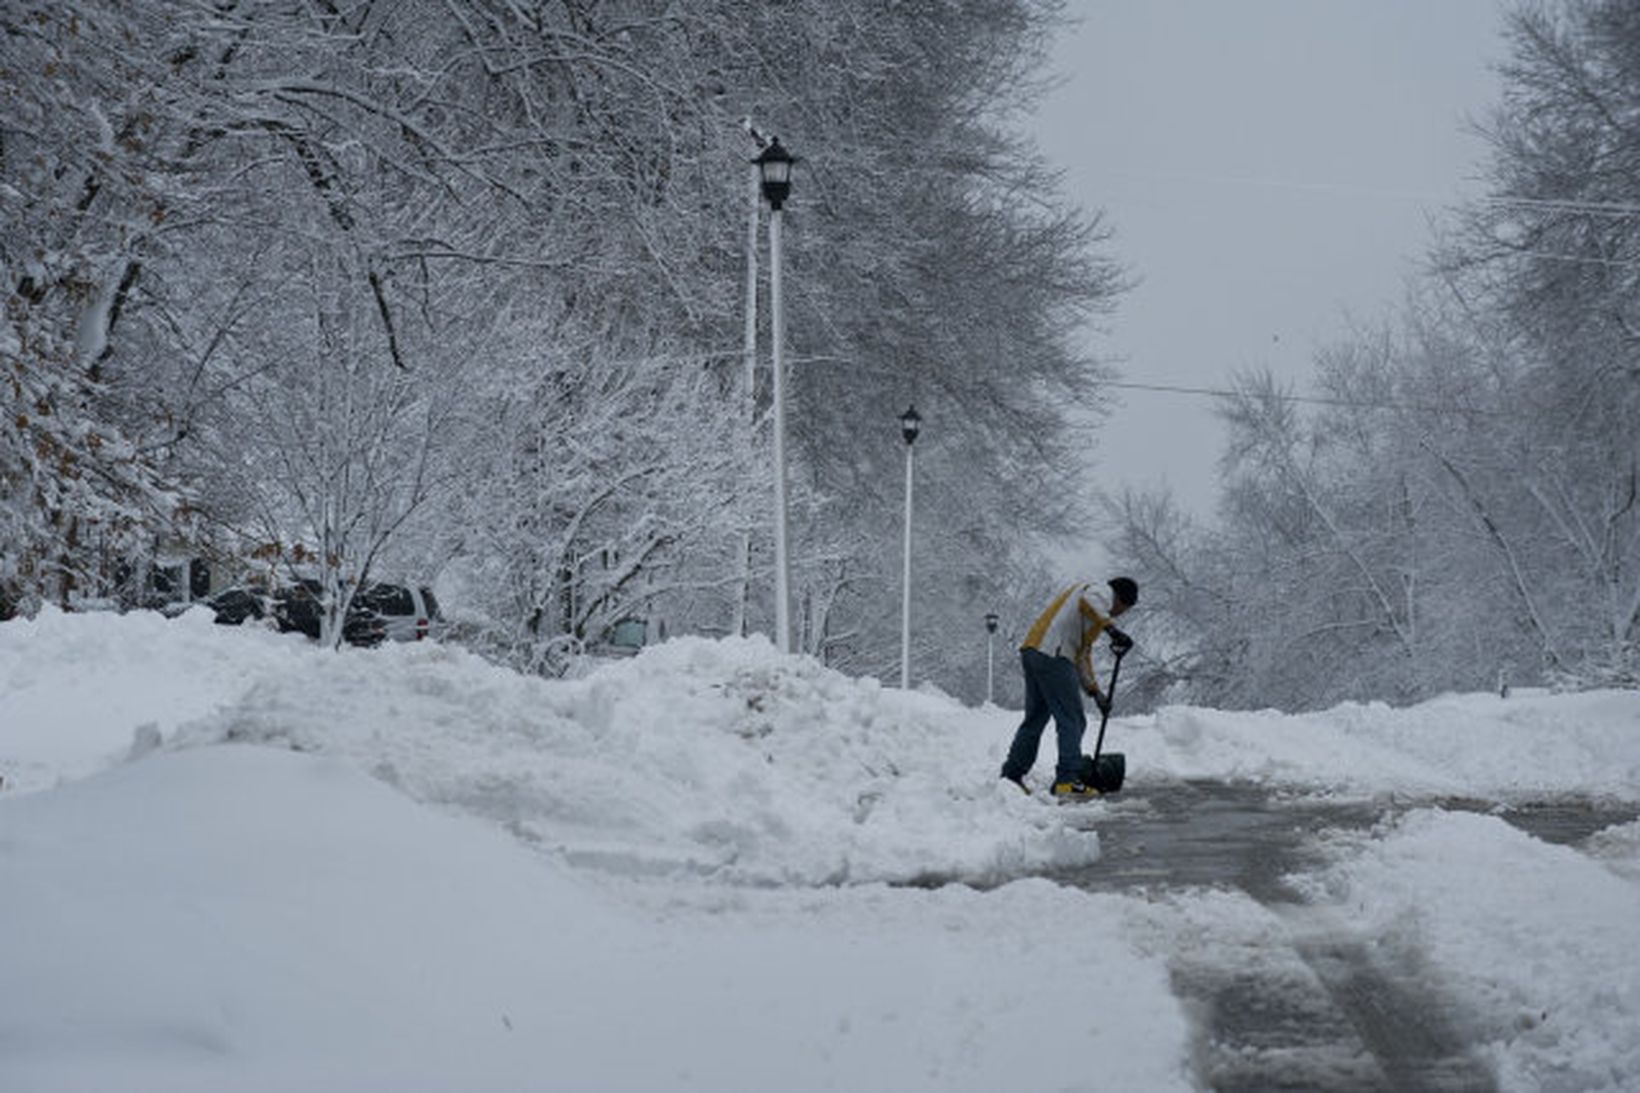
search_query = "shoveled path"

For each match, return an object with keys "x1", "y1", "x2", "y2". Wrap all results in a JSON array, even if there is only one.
[{"x1": 1050, "y1": 780, "x2": 1636, "y2": 1092}]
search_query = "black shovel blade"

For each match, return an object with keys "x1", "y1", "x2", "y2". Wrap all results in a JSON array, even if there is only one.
[{"x1": 1083, "y1": 752, "x2": 1125, "y2": 792}]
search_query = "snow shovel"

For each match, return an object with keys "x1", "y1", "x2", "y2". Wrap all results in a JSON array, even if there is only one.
[{"x1": 1082, "y1": 639, "x2": 1129, "y2": 792}]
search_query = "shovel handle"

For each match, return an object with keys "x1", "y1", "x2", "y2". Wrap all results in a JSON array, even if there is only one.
[{"x1": 1090, "y1": 643, "x2": 1128, "y2": 761}]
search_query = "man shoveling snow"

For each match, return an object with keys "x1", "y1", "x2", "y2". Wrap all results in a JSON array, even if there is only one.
[{"x1": 999, "y1": 576, "x2": 1137, "y2": 800}]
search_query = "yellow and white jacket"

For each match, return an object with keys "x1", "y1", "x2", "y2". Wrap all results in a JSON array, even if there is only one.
[{"x1": 1020, "y1": 582, "x2": 1121, "y2": 696}]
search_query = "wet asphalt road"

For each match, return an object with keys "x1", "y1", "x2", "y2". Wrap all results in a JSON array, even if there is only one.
[{"x1": 1048, "y1": 781, "x2": 1638, "y2": 1093}]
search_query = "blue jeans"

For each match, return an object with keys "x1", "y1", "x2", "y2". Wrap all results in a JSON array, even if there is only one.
[{"x1": 1000, "y1": 648, "x2": 1088, "y2": 784}]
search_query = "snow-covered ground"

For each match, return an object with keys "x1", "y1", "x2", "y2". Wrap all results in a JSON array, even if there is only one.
[{"x1": 3, "y1": 607, "x2": 1638, "y2": 1091}]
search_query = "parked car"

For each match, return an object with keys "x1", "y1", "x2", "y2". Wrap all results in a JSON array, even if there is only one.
[
  {"x1": 269, "y1": 579, "x2": 326, "y2": 640},
  {"x1": 224, "y1": 579, "x2": 366, "y2": 645},
  {"x1": 208, "y1": 579, "x2": 421, "y2": 647},
  {"x1": 206, "y1": 586, "x2": 268, "y2": 626},
  {"x1": 348, "y1": 582, "x2": 444, "y2": 644},
  {"x1": 602, "y1": 618, "x2": 648, "y2": 657}
]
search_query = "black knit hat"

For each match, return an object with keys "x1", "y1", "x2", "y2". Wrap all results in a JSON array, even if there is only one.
[{"x1": 1108, "y1": 576, "x2": 1139, "y2": 608}]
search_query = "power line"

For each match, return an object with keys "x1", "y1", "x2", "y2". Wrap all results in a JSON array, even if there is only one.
[
  {"x1": 1093, "y1": 166, "x2": 1640, "y2": 220},
  {"x1": 1485, "y1": 247, "x2": 1638, "y2": 268},
  {"x1": 1105, "y1": 379, "x2": 1504, "y2": 416},
  {"x1": 1483, "y1": 194, "x2": 1640, "y2": 219}
]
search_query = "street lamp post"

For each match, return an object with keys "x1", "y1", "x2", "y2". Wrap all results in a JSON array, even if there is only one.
[
  {"x1": 984, "y1": 611, "x2": 999, "y2": 705},
  {"x1": 898, "y1": 405, "x2": 922, "y2": 689},
  {"x1": 754, "y1": 138, "x2": 795, "y2": 653},
  {"x1": 735, "y1": 129, "x2": 764, "y2": 640}
]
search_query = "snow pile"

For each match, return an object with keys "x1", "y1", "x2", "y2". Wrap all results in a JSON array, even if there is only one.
[
  {"x1": 124, "y1": 620, "x2": 1097, "y2": 885},
  {"x1": 0, "y1": 606, "x2": 311, "y2": 790},
  {"x1": 5, "y1": 608, "x2": 1640, "y2": 1092},
  {"x1": 1130, "y1": 689, "x2": 1640, "y2": 801},
  {"x1": 1295, "y1": 810, "x2": 1640, "y2": 1093},
  {"x1": 1, "y1": 680, "x2": 1191, "y2": 1091}
]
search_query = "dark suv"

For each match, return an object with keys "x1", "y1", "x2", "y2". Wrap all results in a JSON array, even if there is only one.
[
  {"x1": 271, "y1": 580, "x2": 379, "y2": 645},
  {"x1": 208, "y1": 579, "x2": 441, "y2": 646}
]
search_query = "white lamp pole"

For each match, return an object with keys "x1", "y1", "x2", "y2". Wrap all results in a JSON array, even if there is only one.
[
  {"x1": 755, "y1": 139, "x2": 795, "y2": 654},
  {"x1": 735, "y1": 152, "x2": 760, "y2": 639},
  {"x1": 899, "y1": 405, "x2": 922, "y2": 689},
  {"x1": 985, "y1": 611, "x2": 999, "y2": 705}
]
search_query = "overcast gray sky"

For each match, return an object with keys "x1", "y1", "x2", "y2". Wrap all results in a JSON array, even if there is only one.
[{"x1": 1031, "y1": 0, "x2": 1510, "y2": 518}]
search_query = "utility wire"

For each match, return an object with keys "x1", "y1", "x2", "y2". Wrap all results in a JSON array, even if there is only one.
[
  {"x1": 1105, "y1": 379, "x2": 1505, "y2": 416},
  {"x1": 1482, "y1": 194, "x2": 1640, "y2": 218},
  {"x1": 1095, "y1": 166, "x2": 1640, "y2": 220},
  {"x1": 1510, "y1": 249, "x2": 1637, "y2": 268}
]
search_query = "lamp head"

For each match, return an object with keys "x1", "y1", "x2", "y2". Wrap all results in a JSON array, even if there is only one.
[
  {"x1": 899, "y1": 404, "x2": 922, "y2": 445},
  {"x1": 753, "y1": 138, "x2": 794, "y2": 210}
]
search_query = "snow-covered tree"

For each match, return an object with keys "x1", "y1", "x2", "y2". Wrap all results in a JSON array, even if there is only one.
[{"x1": 5, "y1": 0, "x2": 1123, "y2": 695}]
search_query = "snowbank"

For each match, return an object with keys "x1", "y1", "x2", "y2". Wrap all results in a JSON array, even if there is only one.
[
  {"x1": 128, "y1": 620, "x2": 1103, "y2": 885},
  {"x1": 5, "y1": 608, "x2": 1640, "y2": 1091},
  {"x1": 1128, "y1": 689, "x2": 1640, "y2": 802},
  {"x1": 1296, "y1": 810, "x2": 1640, "y2": 1093},
  {"x1": 2, "y1": 693, "x2": 1191, "y2": 1092},
  {"x1": 0, "y1": 606, "x2": 311, "y2": 790}
]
